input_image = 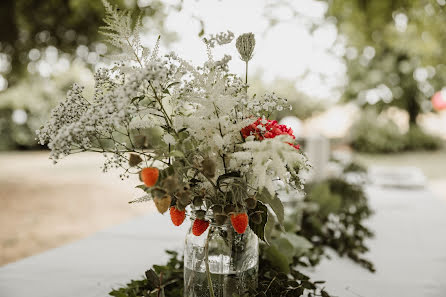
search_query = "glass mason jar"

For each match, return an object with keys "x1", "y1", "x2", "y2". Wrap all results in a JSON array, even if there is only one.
[{"x1": 184, "y1": 217, "x2": 259, "y2": 297}]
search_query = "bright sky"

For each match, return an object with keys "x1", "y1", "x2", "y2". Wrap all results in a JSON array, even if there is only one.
[{"x1": 149, "y1": 0, "x2": 346, "y2": 102}]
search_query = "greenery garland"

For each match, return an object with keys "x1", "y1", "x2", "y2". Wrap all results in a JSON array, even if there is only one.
[
  {"x1": 109, "y1": 160, "x2": 374, "y2": 296},
  {"x1": 109, "y1": 250, "x2": 330, "y2": 297}
]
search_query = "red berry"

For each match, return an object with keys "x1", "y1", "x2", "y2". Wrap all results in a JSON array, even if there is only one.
[
  {"x1": 192, "y1": 219, "x2": 209, "y2": 236},
  {"x1": 140, "y1": 167, "x2": 159, "y2": 187},
  {"x1": 170, "y1": 207, "x2": 186, "y2": 226},
  {"x1": 230, "y1": 213, "x2": 249, "y2": 234}
]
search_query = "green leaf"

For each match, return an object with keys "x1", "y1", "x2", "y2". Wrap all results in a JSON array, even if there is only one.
[
  {"x1": 135, "y1": 184, "x2": 147, "y2": 190},
  {"x1": 169, "y1": 150, "x2": 184, "y2": 158},
  {"x1": 263, "y1": 244, "x2": 290, "y2": 273},
  {"x1": 166, "y1": 81, "x2": 180, "y2": 89},
  {"x1": 269, "y1": 195, "x2": 285, "y2": 226},
  {"x1": 145, "y1": 269, "x2": 160, "y2": 289},
  {"x1": 307, "y1": 183, "x2": 341, "y2": 216},
  {"x1": 264, "y1": 208, "x2": 276, "y2": 244},
  {"x1": 285, "y1": 233, "x2": 313, "y2": 257},
  {"x1": 135, "y1": 184, "x2": 151, "y2": 194},
  {"x1": 131, "y1": 96, "x2": 145, "y2": 104},
  {"x1": 258, "y1": 191, "x2": 285, "y2": 226},
  {"x1": 321, "y1": 290, "x2": 330, "y2": 297}
]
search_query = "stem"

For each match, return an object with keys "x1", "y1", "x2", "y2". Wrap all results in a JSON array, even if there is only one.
[
  {"x1": 212, "y1": 103, "x2": 227, "y2": 174},
  {"x1": 126, "y1": 38, "x2": 143, "y2": 67},
  {"x1": 245, "y1": 61, "x2": 248, "y2": 84},
  {"x1": 204, "y1": 227, "x2": 215, "y2": 297}
]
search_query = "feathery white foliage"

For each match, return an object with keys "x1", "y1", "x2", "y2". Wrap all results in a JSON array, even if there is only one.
[
  {"x1": 38, "y1": 2, "x2": 309, "y2": 225},
  {"x1": 232, "y1": 135, "x2": 306, "y2": 195},
  {"x1": 100, "y1": 0, "x2": 149, "y2": 66}
]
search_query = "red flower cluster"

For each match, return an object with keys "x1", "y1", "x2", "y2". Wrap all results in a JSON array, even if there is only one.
[{"x1": 241, "y1": 118, "x2": 300, "y2": 150}]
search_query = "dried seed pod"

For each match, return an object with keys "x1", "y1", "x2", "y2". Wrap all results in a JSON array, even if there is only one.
[
  {"x1": 129, "y1": 153, "x2": 143, "y2": 167},
  {"x1": 177, "y1": 190, "x2": 192, "y2": 205},
  {"x1": 162, "y1": 176, "x2": 180, "y2": 194},
  {"x1": 193, "y1": 197, "x2": 203, "y2": 207},
  {"x1": 151, "y1": 187, "x2": 166, "y2": 199},
  {"x1": 154, "y1": 195, "x2": 171, "y2": 214},
  {"x1": 224, "y1": 204, "x2": 235, "y2": 215},
  {"x1": 201, "y1": 157, "x2": 216, "y2": 178},
  {"x1": 195, "y1": 210, "x2": 206, "y2": 220},
  {"x1": 176, "y1": 201, "x2": 186, "y2": 211},
  {"x1": 245, "y1": 198, "x2": 257, "y2": 210},
  {"x1": 236, "y1": 33, "x2": 255, "y2": 62},
  {"x1": 251, "y1": 212, "x2": 262, "y2": 224},
  {"x1": 212, "y1": 204, "x2": 223, "y2": 214},
  {"x1": 215, "y1": 214, "x2": 227, "y2": 226}
]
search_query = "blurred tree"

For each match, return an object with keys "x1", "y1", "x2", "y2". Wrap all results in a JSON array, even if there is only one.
[
  {"x1": 327, "y1": 0, "x2": 446, "y2": 124},
  {"x1": 0, "y1": 0, "x2": 184, "y2": 150},
  {"x1": 0, "y1": 0, "x2": 180, "y2": 87},
  {"x1": 249, "y1": 73, "x2": 327, "y2": 121}
]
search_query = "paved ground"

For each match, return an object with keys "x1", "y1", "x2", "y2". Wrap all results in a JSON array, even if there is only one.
[
  {"x1": 0, "y1": 151, "x2": 151, "y2": 266},
  {"x1": 355, "y1": 149, "x2": 446, "y2": 202},
  {"x1": 1, "y1": 185, "x2": 445, "y2": 297}
]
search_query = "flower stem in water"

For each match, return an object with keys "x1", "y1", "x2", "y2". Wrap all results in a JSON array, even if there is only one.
[{"x1": 204, "y1": 227, "x2": 215, "y2": 297}]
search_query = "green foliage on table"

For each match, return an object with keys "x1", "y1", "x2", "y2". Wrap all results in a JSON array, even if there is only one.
[
  {"x1": 260, "y1": 158, "x2": 375, "y2": 273},
  {"x1": 349, "y1": 109, "x2": 442, "y2": 153},
  {"x1": 328, "y1": 0, "x2": 446, "y2": 124},
  {"x1": 110, "y1": 159, "x2": 374, "y2": 296},
  {"x1": 109, "y1": 250, "x2": 331, "y2": 297},
  {"x1": 300, "y1": 178, "x2": 375, "y2": 272}
]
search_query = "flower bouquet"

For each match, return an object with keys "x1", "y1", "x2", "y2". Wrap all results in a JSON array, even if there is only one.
[{"x1": 37, "y1": 2, "x2": 309, "y2": 296}]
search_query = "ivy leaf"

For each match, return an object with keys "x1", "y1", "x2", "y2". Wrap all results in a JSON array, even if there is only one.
[{"x1": 248, "y1": 201, "x2": 268, "y2": 242}]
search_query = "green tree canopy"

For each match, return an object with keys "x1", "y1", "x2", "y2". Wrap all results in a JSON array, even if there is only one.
[
  {"x1": 327, "y1": 0, "x2": 446, "y2": 123},
  {"x1": 0, "y1": 0, "x2": 178, "y2": 86}
]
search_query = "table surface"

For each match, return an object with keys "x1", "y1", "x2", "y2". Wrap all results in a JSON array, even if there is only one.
[{"x1": 1, "y1": 185, "x2": 446, "y2": 297}]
